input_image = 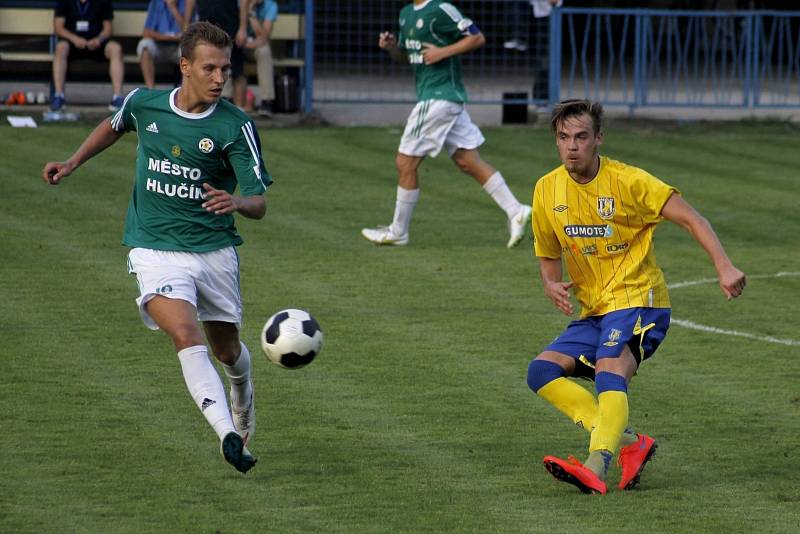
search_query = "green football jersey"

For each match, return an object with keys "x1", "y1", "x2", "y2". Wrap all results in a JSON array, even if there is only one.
[
  {"x1": 397, "y1": 0, "x2": 474, "y2": 103},
  {"x1": 111, "y1": 88, "x2": 272, "y2": 252}
]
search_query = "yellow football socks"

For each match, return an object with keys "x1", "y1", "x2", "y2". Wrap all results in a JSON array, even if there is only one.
[{"x1": 536, "y1": 377, "x2": 598, "y2": 431}]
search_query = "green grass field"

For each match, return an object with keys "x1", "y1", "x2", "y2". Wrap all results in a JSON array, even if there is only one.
[{"x1": 1, "y1": 120, "x2": 798, "y2": 533}]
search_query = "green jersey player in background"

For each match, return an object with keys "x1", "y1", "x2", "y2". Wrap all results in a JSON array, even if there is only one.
[
  {"x1": 42, "y1": 22, "x2": 271, "y2": 474},
  {"x1": 361, "y1": 0, "x2": 532, "y2": 248}
]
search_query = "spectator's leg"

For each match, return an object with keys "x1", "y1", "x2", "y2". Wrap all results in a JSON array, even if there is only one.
[
  {"x1": 139, "y1": 45, "x2": 156, "y2": 89},
  {"x1": 52, "y1": 40, "x2": 70, "y2": 95},
  {"x1": 105, "y1": 40, "x2": 125, "y2": 96},
  {"x1": 255, "y1": 44, "x2": 275, "y2": 103},
  {"x1": 233, "y1": 76, "x2": 247, "y2": 109},
  {"x1": 532, "y1": 15, "x2": 550, "y2": 101}
]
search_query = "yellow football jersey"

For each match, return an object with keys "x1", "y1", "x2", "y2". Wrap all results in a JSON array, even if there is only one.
[{"x1": 532, "y1": 156, "x2": 679, "y2": 318}]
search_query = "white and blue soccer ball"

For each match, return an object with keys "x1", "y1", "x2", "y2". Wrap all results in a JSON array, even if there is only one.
[{"x1": 261, "y1": 309, "x2": 323, "y2": 369}]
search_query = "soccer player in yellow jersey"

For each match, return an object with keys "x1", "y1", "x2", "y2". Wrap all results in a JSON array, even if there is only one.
[{"x1": 527, "y1": 99, "x2": 746, "y2": 494}]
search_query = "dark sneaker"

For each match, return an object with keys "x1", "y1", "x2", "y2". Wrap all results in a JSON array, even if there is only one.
[
  {"x1": 50, "y1": 94, "x2": 65, "y2": 111},
  {"x1": 220, "y1": 432, "x2": 257, "y2": 474},
  {"x1": 543, "y1": 455, "x2": 607, "y2": 495},
  {"x1": 108, "y1": 95, "x2": 125, "y2": 112},
  {"x1": 258, "y1": 100, "x2": 273, "y2": 118},
  {"x1": 617, "y1": 433, "x2": 657, "y2": 490}
]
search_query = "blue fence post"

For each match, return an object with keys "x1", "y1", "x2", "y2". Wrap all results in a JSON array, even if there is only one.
[
  {"x1": 548, "y1": 6, "x2": 562, "y2": 107},
  {"x1": 635, "y1": 11, "x2": 647, "y2": 109},
  {"x1": 304, "y1": 0, "x2": 314, "y2": 113}
]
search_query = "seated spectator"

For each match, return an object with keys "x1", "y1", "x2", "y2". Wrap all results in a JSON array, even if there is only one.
[
  {"x1": 52, "y1": 0, "x2": 125, "y2": 111},
  {"x1": 244, "y1": 0, "x2": 278, "y2": 116},
  {"x1": 138, "y1": 0, "x2": 186, "y2": 89}
]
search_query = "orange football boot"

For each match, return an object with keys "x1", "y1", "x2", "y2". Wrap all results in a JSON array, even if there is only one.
[
  {"x1": 543, "y1": 455, "x2": 607, "y2": 495},
  {"x1": 617, "y1": 433, "x2": 657, "y2": 490}
]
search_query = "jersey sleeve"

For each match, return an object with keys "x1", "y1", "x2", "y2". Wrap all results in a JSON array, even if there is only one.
[
  {"x1": 532, "y1": 179, "x2": 562, "y2": 259},
  {"x1": 101, "y1": 0, "x2": 114, "y2": 21},
  {"x1": 109, "y1": 88, "x2": 141, "y2": 133},
  {"x1": 437, "y1": 2, "x2": 477, "y2": 39},
  {"x1": 629, "y1": 169, "x2": 680, "y2": 224},
  {"x1": 225, "y1": 119, "x2": 272, "y2": 196},
  {"x1": 54, "y1": 0, "x2": 68, "y2": 18}
]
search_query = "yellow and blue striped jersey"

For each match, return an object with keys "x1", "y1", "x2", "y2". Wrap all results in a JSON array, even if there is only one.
[{"x1": 532, "y1": 156, "x2": 678, "y2": 318}]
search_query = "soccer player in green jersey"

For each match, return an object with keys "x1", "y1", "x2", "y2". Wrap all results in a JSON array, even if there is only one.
[
  {"x1": 42, "y1": 22, "x2": 271, "y2": 474},
  {"x1": 361, "y1": 0, "x2": 532, "y2": 248},
  {"x1": 527, "y1": 99, "x2": 746, "y2": 494}
]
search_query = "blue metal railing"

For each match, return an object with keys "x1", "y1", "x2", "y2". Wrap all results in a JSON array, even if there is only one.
[{"x1": 552, "y1": 7, "x2": 800, "y2": 109}]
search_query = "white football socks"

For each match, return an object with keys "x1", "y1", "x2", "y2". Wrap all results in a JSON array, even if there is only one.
[
  {"x1": 177, "y1": 345, "x2": 236, "y2": 440},
  {"x1": 389, "y1": 186, "x2": 420, "y2": 237},
  {"x1": 482, "y1": 171, "x2": 522, "y2": 220},
  {"x1": 221, "y1": 342, "x2": 253, "y2": 412}
]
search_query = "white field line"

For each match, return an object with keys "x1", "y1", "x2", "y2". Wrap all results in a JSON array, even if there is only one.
[{"x1": 668, "y1": 271, "x2": 800, "y2": 347}]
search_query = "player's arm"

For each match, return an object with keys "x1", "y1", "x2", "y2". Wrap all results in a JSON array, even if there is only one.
[
  {"x1": 661, "y1": 193, "x2": 746, "y2": 300},
  {"x1": 379, "y1": 32, "x2": 407, "y2": 63},
  {"x1": 539, "y1": 257, "x2": 574, "y2": 316},
  {"x1": 42, "y1": 119, "x2": 124, "y2": 185},
  {"x1": 422, "y1": 32, "x2": 485, "y2": 65},
  {"x1": 201, "y1": 184, "x2": 266, "y2": 219}
]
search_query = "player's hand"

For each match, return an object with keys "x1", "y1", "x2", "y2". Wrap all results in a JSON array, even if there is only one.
[
  {"x1": 87, "y1": 38, "x2": 101, "y2": 50},
  {"x1": 544, "y1": 281, "x2": 574, "y2": 316},
  {"x1": 718, "y1": 265, "x2": 746, "y2": 300},
  {"x1": 378, "y1": 32, "x2": 397, "y2": 49},
  {"x1": 42, "y1": 161, "x2": 75, "y2": 185},
  {"x1": 73, "y1": 37, "x2": 88, "y2": 49},
  {"x1": 202, "y1": 182, "x2": 240, "y2": 215},
  {"x1": 422, "y1": 43, "x2": 448, "y2": 65}
]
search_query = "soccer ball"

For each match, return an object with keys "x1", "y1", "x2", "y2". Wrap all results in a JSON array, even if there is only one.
[{"x1": 261, "y1": 309, "x2": 323, "y2": 369}]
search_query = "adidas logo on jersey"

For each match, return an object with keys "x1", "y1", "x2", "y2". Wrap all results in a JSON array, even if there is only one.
[{"x1": 146, "y1": 122, "x2": 159, "y2": 133}]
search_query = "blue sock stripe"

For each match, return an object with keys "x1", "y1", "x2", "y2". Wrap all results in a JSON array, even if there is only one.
[
  {"x1": 527, "y1": 360, "x2": 566, "y2": 392},
  {"x1": 595, "y1": 371, "x2": 628, "y2": 394}
]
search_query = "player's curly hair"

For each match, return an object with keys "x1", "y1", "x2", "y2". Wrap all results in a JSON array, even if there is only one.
[
  {"x1": 550, "y1": 99, "x2": 604, "y2": 135},
  {"x1": 180, "y1": 21, "x2": 232, "y2": 61}
]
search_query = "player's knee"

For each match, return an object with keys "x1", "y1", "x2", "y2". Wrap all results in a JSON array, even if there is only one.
[
  {"x1": 169, "y1": 324, "x2": 204, "y2": 349},
  {"x1": 595, "y1": 371, "x2": 628, "y2": 394},
  {"x1": 527, "y1": 358, "x2": 565, "y2": 393},
  {"x1": 451, "y1": 152, "x2": 472, "y2": 174}
]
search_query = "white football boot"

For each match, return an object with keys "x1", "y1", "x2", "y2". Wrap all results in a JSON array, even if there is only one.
[
  {"x1": 231, "y1": 387, "x2": 255, "y2": 448},
  {"x1": 507, "y1": 205, "x2": 532, "y2": 248},
  {"x1": 361, "y1": 226, "x2": 409, "y2": 246}
]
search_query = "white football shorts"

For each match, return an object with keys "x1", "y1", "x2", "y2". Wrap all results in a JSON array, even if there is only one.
[
  {"x1": 398, "y1": 99, "x2": 485, "y2": 158},
  {"x1": 127, "y1": 247, "x2": 242, "y2": 330}
]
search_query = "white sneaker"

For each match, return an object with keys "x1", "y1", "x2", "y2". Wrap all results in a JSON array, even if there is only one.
[
  {"x1": 361, "y1": 226, "x2": 409, "y2": 246},
  {"x1": 507, "y1": 205, "x2": 532, "y2": 248},
  {"x1": 231, "y1": 387, "x2": 255, "y2": 446}
]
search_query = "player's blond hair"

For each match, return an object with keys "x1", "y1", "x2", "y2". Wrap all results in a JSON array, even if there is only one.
[
  {"x1": 550, "y1": 99, "x2": 604, "y2": 135},
  {"x1": 180, "y1": 21, "x2": 232, "y2": 61}
]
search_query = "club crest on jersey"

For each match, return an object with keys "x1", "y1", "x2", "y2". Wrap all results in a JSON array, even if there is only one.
[
  {"x1": 198, "y1": 138, "x2": 214, "y2": 153},
  {"x1": 171, "y1": 145, "x2": 181, "y2": 157},
  {"x1": 597, "y1": 197, "x2": 616, "y2": 219},
  {"x1": 416, "y1": 18, "x2": 424, "y2": 29}
]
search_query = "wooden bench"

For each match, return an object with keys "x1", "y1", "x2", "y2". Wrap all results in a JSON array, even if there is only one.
[{"x1": 0, "y1": 7, "x2": 306, "y2": 73}]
